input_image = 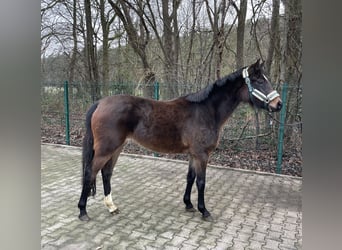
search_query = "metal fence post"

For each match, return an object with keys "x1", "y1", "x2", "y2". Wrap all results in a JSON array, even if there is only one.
[
  {"x1": 276, "y1": 82, "x2": 288, "y2": 174},
  {"x1": 64, "y1": 80, "x2": 70, "y2": 145},
  {"x1": 154, "y1": 81, "x2": 160, "y2": 100},
  {"x1": 153, "y1": 82, "x2": 160, "y2": 157}
]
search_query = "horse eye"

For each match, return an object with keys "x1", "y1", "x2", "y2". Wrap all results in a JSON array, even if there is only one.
[
  {"x1": 258, "y1": 80, "x2": 264, "y2": 84},
  {"x1": 255, "y1": 79, "x2": 264, "y2": 85}
]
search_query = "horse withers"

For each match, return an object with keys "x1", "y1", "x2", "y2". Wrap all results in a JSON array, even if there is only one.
[{"x1": 77, "y1": 59, "x2": 282, "y2": 221}]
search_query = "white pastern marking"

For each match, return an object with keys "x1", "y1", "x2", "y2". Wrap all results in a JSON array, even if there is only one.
[{"x1": 104, "y1": 192, "x2": 118, "y2": 213}]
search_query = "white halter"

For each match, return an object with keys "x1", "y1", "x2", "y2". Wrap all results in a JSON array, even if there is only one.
[{"x1": 242, "y1": 67, "x2": 280, "y2": 104}]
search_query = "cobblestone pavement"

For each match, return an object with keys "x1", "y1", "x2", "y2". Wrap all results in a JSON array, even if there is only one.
[{"x1": 41, "y1": 144, "x2": 302, "y2": 250}]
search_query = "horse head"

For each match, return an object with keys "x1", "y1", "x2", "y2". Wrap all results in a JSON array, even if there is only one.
[{"x1": 242, "y1": 59, "x2": 282, "y2": 112}]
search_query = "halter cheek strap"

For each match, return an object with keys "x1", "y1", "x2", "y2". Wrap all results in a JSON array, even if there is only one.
[{"x1": 242, "y1": 67, "x2": 280, "y2": 105}]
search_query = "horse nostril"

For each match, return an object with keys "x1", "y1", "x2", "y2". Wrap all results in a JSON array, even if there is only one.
[{"x1": 277, "y1": 101, "x2": 283, "y2": 110}]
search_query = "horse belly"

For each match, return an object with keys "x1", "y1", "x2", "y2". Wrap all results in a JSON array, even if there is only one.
[{"x1": 130, "y1": 123, "x2": 188, "y2": 154}]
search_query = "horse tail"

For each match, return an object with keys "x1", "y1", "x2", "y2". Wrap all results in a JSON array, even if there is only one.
[{"x1": 82, "y1": 102, "x2": 99, "y2": 197}]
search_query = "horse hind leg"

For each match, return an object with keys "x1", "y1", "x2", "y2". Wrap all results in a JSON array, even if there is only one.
[
  {"x1": 78, "y1": 149, "x2": 115, "y2": 221},
  {"x1": 78, "y1": 168, "x2": 92, "y2": 221},
  {"x1": 102, "y1": 146, "x2": 123, "y2": 214}
]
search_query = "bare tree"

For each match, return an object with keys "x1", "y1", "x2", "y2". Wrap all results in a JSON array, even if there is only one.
[
  {"x1": 69, "y1": 0, "x2": 78, "y2": 83},
  {"x1": 204, "y1": 0, "x2": 233, "y2": 80},
  {"x1": 282, "y1": 0, "x2": 302, "y2": 144},
  {"x1": 41, "y1": 0, "x2": 84, "y2": 83},
  {"x1": 84, "y1": 0, "x2": 100, "y2": 101},
  {"x1": 41, "y1": 0, "x2": 67, "y2": 57},
  {"x1": 234, "y1": 0, "x2": 247, "y2": 69},
  {"x1": 160, "y1": 0, "x2": 181, "y2": 98},
  {"x1": 99, "y1": 0, "x2": 117, "y2": 96},
  {"x1": 265, "y1": 0, "x2": 280, "y2": 76},
  {"x1": 108, "y1": 0, "x2": 155, "y2": 98},
  {"x1": 182, "y1": 0, "x2": 203, "y2": 84},
  {"x1": 127, "y1": 0, "x2": 182, "y2": 98}
]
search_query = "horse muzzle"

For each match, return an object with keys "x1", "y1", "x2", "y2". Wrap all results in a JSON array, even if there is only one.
[{"x1": 268, "y1": 97, "x2": 282, "y2": 112}]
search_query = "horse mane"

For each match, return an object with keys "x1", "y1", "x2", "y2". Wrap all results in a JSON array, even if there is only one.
[
  {"x1": 184, "y1": 84, "x2": 214, "y2": 103},
  {"x1": 185, "y1": 68, "x2": 243, "y2": 103}
]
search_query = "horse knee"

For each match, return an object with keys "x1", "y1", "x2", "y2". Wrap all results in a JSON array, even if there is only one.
[{"x1": 196, "y1": 178, "x2": 206, "y2": 192}]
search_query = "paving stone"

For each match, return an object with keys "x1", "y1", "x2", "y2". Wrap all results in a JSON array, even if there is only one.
[
  {"x1": 215, "y1": 241, "x2": 234, "y2": 249},
  {"x1": 232, "y1": 239, "x2": 250, "y2": 249},
  {"x1": 180, "y1": 242, "x2": 200, "y2": 250},
  {"x1": 280, "y1": 237, "x2": 297, "y2": 249},
  {"x1": 263, "y1": 238, "x2": 281, "y2": 249},
  {"x1": 177, "y1": 227, "x2": 192, "y2": 239},
  {"x1": 282, "y1": 229, "x2": 297, "y2": 240},
  {"x1": 247, "y1": 240, "x2": 264, "y2": 250},
  {"x1": 219, "y1": 234, "x2": 235, "y2": 244},
  {"x1": 41, "y1": 144, "x2": 302, "y2": 250},
  {"x1": 160, "y1": 231, "x2": 175, "y2": 240},
  {"x1": 269, "y1": 224, "x2": 283, "y2": 233},
  {"x1": 169, "y1": 235, "x2": 187, "y2": 246},
  {"x1": 235, "y1": 231, "x2": 251, "y2": 243},
  {"x1": 239, "y1": 224, "x2": 255, "y2": 235},
  {"x1": 250, "y1": 232, "x2": 267, "y2": 242}
]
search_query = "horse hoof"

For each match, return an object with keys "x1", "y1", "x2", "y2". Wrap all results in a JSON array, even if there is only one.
[
  {"x1": 79, "y1": 214, "x2": 91, "y2": 221},
  {"x1": 202, "y1": 211, "x2": 213, "y2": 222},
  {"x1": 110, "y1": 208, "x2": 120, "y2": 215},
  {"x1": 185, "y1": 207, "x2": 197, "y2": 212},
  {"x1": 202, "y1": 214, "x2": 214, "y2": 222}
]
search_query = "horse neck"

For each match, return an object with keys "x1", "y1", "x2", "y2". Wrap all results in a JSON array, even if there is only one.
[{"x1": 207, "y1": 78, "x2": 244, "y2": 127}]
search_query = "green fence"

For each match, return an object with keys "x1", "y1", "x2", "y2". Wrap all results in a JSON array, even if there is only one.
[{"x1": 41, "y1": 81, "x2": 302, "y2": 176}]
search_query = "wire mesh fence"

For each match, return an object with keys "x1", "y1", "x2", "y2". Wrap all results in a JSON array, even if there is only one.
[{"x1": 41, "y1": 81, "x2": 302, "y2": 176}]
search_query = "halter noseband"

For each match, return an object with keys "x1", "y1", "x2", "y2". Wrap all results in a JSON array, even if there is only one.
[{"x1": 242, "y1": 67, "x2": 280, "y2": 107}]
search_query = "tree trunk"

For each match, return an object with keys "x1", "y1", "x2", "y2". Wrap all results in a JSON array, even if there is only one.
[
  {"x1": 142, "y1": 70, "x2": 156, "y2": 98},
  {"x1": 84, "y1": 0, "x2": 100, "y2": 101},
  {"x1": 282, "y1": 0, "x2": 302, "y2": 145},
  {"x1": 284, "y1": 0, "x2": 302, "y2": 85},
  {"x1": 236, "y1": 0, "x2": 247, "y2": 69},
  {"x1": 100, "y1": 0, "x2": 109, "y2": 96},
  {"x1": 68, "y1": 0, "x2": 78, "y2": 84},
  {"x1": 265, "y1": 0, "x2": 280, "y2": 76},
  {"x1": 162, "y1": 0, "x2": 173, "y2": 98},
  {"x1": 161, "y1": 0, "x2": 180, "y2": 99},
  {"x1": 184, "y1": 0, "x2": 197, "y2": 84}
]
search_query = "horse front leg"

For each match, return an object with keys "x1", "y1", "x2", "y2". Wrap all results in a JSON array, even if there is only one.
[
  {"x1": 193, "y1": 154, "x2": 213, "y2": 221},
  {"x1": 183, "y1": 158, "x2": 196, "y2": 212},
  {"x1": 196, "y1": 169, "x2": 211, "y2": 220}
]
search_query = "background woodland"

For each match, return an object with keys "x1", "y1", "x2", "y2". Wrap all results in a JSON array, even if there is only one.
[{"x1": 41, "y1": 0, "x2": 302, "y2": 176}]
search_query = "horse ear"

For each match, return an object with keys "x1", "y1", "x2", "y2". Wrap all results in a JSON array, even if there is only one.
[
  {"x1": 254, "y1": 59, "x2": 265, "y2": 71},
  {"x1": 250, "y1": 59, "x2": 263, "y2": 74},
  {"x1": 256, "y1": 58, "x2": 265, "y2": 68}
]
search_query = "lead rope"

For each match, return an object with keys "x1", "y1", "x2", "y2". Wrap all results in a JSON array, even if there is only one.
[{"x1": 267, "y1": 112, "x2": 303, "y2": 127}]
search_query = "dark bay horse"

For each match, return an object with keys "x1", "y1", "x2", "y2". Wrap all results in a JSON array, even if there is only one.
[{"x1": 78, "y1": 59, "x2": 282, "y2": 221}]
